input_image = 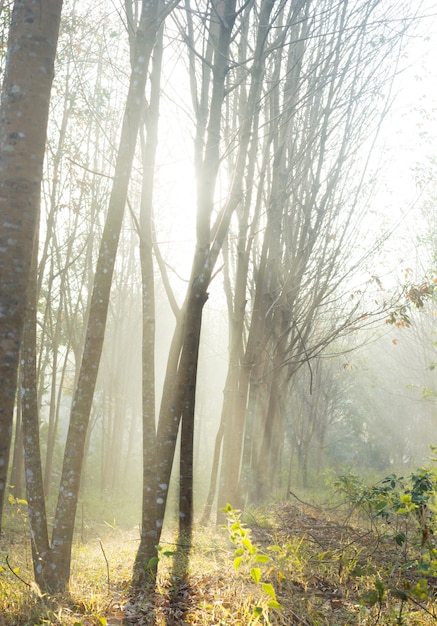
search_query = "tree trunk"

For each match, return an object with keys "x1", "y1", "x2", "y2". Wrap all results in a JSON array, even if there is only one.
[
  {"x1": 178, "y1": 285, "x2": 208, "y2": 531},
  {"x1": 44, "y1": 0, "x2": 161, "y2": 592},
  {"x1": 132, "y1": 25, "x2": 163, "y2": 580},
  {"x1": 9, "y1": 388, "x2": 24, "y2": 500},
  {"x1": 0, "y1": 0, "x2": 62, "y2": 534},
  {"x1": 21, "y1": 244, "x2": 52, "y2": 590}
]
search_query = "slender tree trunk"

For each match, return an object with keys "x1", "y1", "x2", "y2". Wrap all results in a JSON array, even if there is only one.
[
  {"x1": 43, "y1": 0, "x2": 162, "y2": 592},
  {"x1": 21, "y1": 244, "x2": 52, "y2": 590},
  {"x1": 9, "y1": 389, "x2": 24, "y2": 499},
  {"x1": 132, "y1": 25, "x2": 163, "y2": 579},
  {"x1": 178, "y1": 286, "x2": 208, "y2": 531},
  {"x1": 0, "y1": 0, "x2": 63, "y2": 534},
  {"x1": 43, "y1": 291, "x2": 63, "y2": 499},
  {"x1": 218, "y1": 235, "x2": 270, "y2": 512},
  {"x1": 200, "y1": 421, "x2": 223, "y2": 524},
  {"x1": 152, "y1": 0, "x2": 239, "y2": 543}
]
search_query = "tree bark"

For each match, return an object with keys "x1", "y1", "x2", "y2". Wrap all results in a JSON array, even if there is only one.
[
  {"x1": 132, "y1": 24, "x2": 163, "y2": 581},
  {"x1": 45, "y1": 0, "x2": 162, "y2": 592},
  {"x1": 152, "y1": 0, "x2": 239, "y2": 542},
  {"x1": 0, "y1": 0, "x2": 63, "y2": 533},
  {"x1": 9, "y1": 389, "x2": 24, "y2": 499},
  {"x1": 21, "y1": 244, "x2": 52, "y2": 590}
]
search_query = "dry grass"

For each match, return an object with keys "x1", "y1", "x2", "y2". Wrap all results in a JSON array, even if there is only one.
[{"x1": 1, "y1": 501, "x2": 437, "y2": 625}]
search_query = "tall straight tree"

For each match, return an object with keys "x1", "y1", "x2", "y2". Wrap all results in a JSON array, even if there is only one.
[
  {"x1": 131, "y1": 1, "x2": 284, "y2": 582},
  {"x1": 0, "y1": 0, "x2": 63, "y2": 533},
  {"x1": 132, "y1": 24, "x2": 163, "y2": 576},
  {"x1": 194, "y1": 0, "x2": 417, "y2": 515},
  {"x1": 20, "y1": 0, "x2": 168, "y2": 593},
  {"x1": 240, "y1": 0, "x2": 409, "y2": 503}
]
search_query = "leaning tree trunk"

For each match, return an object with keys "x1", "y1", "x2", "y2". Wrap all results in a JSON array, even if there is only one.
[{"x1": 0, "y1": 0, "x2": 63, "y2": 533}]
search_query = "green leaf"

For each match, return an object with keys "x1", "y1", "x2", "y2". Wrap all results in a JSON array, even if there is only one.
[
  {"x1": 250, "y1": 567, "x2": 262, "y2": 583},
  {"x1": 255, "y1": 554, "x2": 270, "y2": 563},
  {"x1": 267, "y1": 600, "x2": 283, "y2": 610},
  {"x1": 361, "y1": 589, "x2": 379, "y2": 606},
  {"x1": 242, "y1": 537, "x2": 254, "y2": 552},
  {"x1": 390, "y1": 588, "x2": 408, "y2": 601},
  {"x1": 394, "y1": 532, "x2": 406, "y2": 546},
  {"x1": 267, "y1": 545, "x2": 281, "y2": 552},
  {"x1": 162, "y1": 550, "x2": 177, "y2": 557},
  {"x1": 252, "y1": 606, "x2": 263, "y2": 617},
  {"x1": 262, "y1": 583, "x2": 277, "y2": 600},
  {"x1": 234, "y1": 556, "x2": 243, "y2": 572},
  {"x1": 146, "y1": 556, "x2": 159, "y2": 570},
  {"x1": 375, "y1": 500, "x2": 387, "y2": 511}
]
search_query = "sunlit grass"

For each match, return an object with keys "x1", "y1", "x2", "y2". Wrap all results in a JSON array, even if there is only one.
[{"x1": 1, "y1": 498, "x2": 437, "y2": 625}]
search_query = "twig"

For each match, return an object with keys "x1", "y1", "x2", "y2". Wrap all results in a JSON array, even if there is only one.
[
  {"x1": 6, "y1": 555, "x2": 30, "y2": 588},
  {"x1": 289, "y1": 490, "x2": 347, "y2": 512},
  {"x1": 289, "y1": 490, "x2": 321, "y2": 509},
  {"x1": 67, "y1": 157, "x2": 113, "y2": 179},
  {"x1": 99, "y1": 540, "x2": 110, "y2": 593}
]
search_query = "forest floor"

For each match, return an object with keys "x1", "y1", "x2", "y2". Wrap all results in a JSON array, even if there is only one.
[{"x1": 1, "y1": 498, "x2": 437, "y2": 625}]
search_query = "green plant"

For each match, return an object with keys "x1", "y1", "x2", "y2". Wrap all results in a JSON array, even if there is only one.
[
  {"x1": 6, "y1": 492, "x2": 29, "y2": 533},
  {"x1": 222, "y1": 504, "x2": 283, "y2": 622},
  {"x1": 145, "y1": 544, "x2": 178, "y2": 574},
  {"x1": 335, "y1": 461, "x2": 437, "y2": 623}
]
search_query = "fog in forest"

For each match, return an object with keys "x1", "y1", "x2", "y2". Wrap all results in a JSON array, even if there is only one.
[
  {"x1": 28, "y1": 0, "x2": 437, "y2": 525},
  {"x1": 2, "y1": 0, "x2": 437, "y2": 607}
]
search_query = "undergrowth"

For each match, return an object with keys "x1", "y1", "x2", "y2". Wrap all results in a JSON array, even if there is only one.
[{"x1": 2, "y1": 461, "x2": 437, "y2": 625}]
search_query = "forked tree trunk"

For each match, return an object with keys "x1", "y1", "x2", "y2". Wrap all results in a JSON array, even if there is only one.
[
  {"x1": 45, "y1": 0, "x2": 162, "y2": 592},
  {"x1": 16, "y1": 0, "x2": 163, "y2": 593},
  {"x1": 132, "y1": 3, "x2": 241, "y2": 577},
  {"x1": 154, "y1": 0, "x2": 238, "y2": 538}
]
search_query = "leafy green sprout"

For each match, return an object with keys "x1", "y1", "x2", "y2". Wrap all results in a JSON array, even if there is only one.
[
  {"x1": 222, "y1": 503, "x2": 283, "y2": 618},
  {"x1": 146, "y1": 545, "x2": 178, "y2": 572}
]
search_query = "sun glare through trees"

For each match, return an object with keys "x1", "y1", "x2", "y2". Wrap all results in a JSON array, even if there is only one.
[{"x1": 1, "y1": 0, "x2": 437, "y2": 623}]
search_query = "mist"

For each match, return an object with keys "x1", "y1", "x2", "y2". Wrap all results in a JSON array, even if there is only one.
[{"x1": 1, "y1": 0, "x2": 437, "y2": 620}]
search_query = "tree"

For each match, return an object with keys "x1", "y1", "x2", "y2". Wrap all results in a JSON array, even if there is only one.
[
  {"x1": 20, "y1": 0, "x2": 166, "y2": 593},
  {"x1": 0, "y1": 0, "x2": 63, "y2": 534},
  {"x1": 199, "y1": 0, "x2": 417, "y2": 515},
  {"x1": 2, "y1": 0, "x2": 427, "y2": 598},
  {"x1": 132, "y1": 0, "x2": 285, "y2": 578},
  {"x1": 132, "y1": 24, "x2": 163, "y2": 577}
]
